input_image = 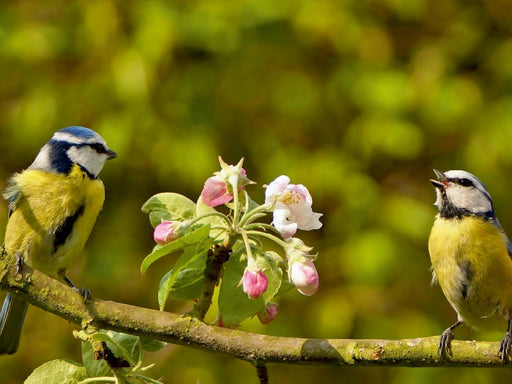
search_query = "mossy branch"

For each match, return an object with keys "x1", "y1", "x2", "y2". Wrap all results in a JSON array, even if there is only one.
[{"x1": 0, "y1": 257, "x2": 510, "y2": 368}]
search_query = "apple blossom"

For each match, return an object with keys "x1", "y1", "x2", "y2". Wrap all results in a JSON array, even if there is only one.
[
  {"x1": 200, "y1": 157, "x2": 253, "y2": 207},
  {"x1": 153, "y1": 221, "x2": 180, "y2": 245},
  {"x1": 265, "y1": 175, "x2": 322, "y2": 238},
  {"x1": 290, "y1": 259, "x2": 319, "y2": 296},
  {"x1": 242, "y1": 268, "x2": 268, "y2": 299},
  {"x1": 257, "y1": 303, "x2": 278, "y2": 324}
]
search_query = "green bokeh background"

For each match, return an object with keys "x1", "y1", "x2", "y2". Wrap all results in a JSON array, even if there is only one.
[{"x1": 1, "y1": 0, "x2": 512, "y2": 383}]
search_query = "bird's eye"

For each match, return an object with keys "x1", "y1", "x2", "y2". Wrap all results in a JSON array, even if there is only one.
[
  {"x1": 90, "y1": 143, "x2": 106, "y2": 154},
  {"x1": 458, "y1": 178, "x2": 474, "y2": 187}
]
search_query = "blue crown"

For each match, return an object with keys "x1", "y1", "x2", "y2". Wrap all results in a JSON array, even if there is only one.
[{"x1": 58, "y1": 126, "x2": 98, "y2": 140}]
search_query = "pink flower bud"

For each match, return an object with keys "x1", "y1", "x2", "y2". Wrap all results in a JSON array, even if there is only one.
[
  {"x1": 257, "y1": 303, "x2": 278, "y2": 324},
  {"x1": 290, "y1": 259, "x2": 319, "y2": 296},
  {"x1": 200, "y1": 160, "x2": 250, "y2": 208},
  {"x1": 153, "y1": 221, "x2": 179, "y2": 245},
  {"x1": 242, "y1": 268, "x2": 268, "y2": 299},
  {"x1": 201, "y1": 176, "x2": 233, "y2": 207}
]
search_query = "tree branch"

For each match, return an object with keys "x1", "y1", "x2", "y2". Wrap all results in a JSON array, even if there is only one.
[
  {"x1": 187, "y1": 244, "x2": 231, "y2": 320},
  {"x1": 0, "y1": 257, "x2": 510, "y2": 368}
]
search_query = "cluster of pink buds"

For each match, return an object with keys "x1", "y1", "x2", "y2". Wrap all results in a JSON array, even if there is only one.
[{"x1": 150, "y1": 157, "x2": 323, "y2": 326}]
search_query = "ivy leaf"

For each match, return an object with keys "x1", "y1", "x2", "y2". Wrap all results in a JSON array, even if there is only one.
[
  {"x1": 218, "y1": 250, "x2": 283, "y2": 325},
  {"x1": 25, "y1": 359, "x2": 88, "y2": 384},
  {"x1": 158, "y1": 238, "x2": 211, "y2": 309},
  {"x1": 141, "y1": 224, "x2": 210, "y2": 273},
  {"x1": 142, "y1": 192, "x2": 197, "y2": 228}
]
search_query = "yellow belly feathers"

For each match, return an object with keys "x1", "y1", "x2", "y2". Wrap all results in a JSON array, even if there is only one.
[
  {"x1": 429, "y1": 215, "x2": 512, "y2": 328},
  {"x1": 3, "y1": 164, "x2": 105, "y2": 279}
]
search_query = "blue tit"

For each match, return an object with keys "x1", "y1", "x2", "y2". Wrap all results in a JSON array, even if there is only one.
[
  {"x1": 0, "y1": 126, "x2": 116, "y2": 355},
  {"x1": 429, "y1": 169, "x2": 512, "y2": 360}
]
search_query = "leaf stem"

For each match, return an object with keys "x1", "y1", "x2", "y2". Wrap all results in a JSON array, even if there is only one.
[
  {"x1": 238, "y1": 202, "x2": 272, "y2": 228},
  {"x1": 246, "y1": 230, "x2": 288, "y2": 249},
  {"x1": 192, "y1": 211, "x2": 231, "y2": 227},
  {"x1": 240, "y1": 229, "x2": 255, "y2": 262}
]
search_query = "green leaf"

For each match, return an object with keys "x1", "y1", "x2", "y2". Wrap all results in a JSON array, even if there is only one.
[
  {"x1": 141, "y1": 224, "x2": 211, "y2": 273},
  {"x1": 158, "y1": 270, "x2": 173, "y2": 310},
  {"x1": 196, "y1": 197, "x2": 229, "y2": 240},
  {"x1": 275, "y1": 277, "x2": 294, "y2": 297},
  {"x1": 158, "y1": 238, "x2": 211, "y2": 309},
  {"x1": 92, "y1": 331, "x2": 138, "y2": 367},
  {"x1": 140, "y1": 337, "x2": 166, "y2": 352},
  {"x1": 169, "y1": 266, "x2": 205, "y2": 300},
  {"x1": 218, "y1": 251, "x2": 260, "y2": 325},
  {"x1": 256, "y1": 252, "x2": 283, "y2": 302},
  {"x1": 82, "y1": 340, "x2": 110, "y2": 378},
  {"x1": 24, "y1": 359, "x2": 88, "y2": 384},
  {"x1": 218, "y1": 250, "x2": 283, "y2": 325},
  {"x1": 142, "y1": 192, "x2": 197, "y2": 228}
]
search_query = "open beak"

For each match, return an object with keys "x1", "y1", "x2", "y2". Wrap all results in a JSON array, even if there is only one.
[{"x1": 430, "y1": 169, "x2": 448, "y2": 189}]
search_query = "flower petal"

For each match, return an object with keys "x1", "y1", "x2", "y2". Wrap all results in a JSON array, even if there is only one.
[
  {"x1": 290, "y1": 259, "x2": 319, "y2": 296},
  {"x1": 272, "y1": 202, "x2": 298, "y2": 238},
  {"x1": 201, "y1": 175, "x2": 233, "y2": 207},
  {"x1": 265, "y1": 175, "x2": 290, "y2": 203}
]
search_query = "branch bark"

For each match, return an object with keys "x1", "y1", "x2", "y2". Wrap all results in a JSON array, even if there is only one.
[{"x1": 0, "y1": 257, "x2": 510, "y2": 368}]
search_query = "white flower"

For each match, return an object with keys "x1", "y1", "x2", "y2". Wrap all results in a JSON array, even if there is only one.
[{"x1": 265, "y1": 175, "x2": 322, "y2": 238}]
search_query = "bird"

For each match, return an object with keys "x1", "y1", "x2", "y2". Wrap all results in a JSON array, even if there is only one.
[
  {"x1": 428, "y1": 169, "x2": 512, "y2": 360},
  {"x1": 0, "y1": 126, "x2": 116, "y2": 355}
]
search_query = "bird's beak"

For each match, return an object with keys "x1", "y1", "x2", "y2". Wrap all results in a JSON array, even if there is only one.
[
  {"x1": 430, "y1": 169, "x2": 448, "y2": 189},
  {"x1": 106, "y1": 149, "x2": 117, "y2": 160}
]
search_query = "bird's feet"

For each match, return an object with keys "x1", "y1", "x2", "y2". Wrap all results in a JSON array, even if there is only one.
[
  {"x1": 499, "y1": 332, "x2": 512, "y2": 361},
  {"x1": 438, "y1": 328, "x2": 455, "y2": 356},
  {"x1": 78, "y1": 287, "x2": 91, "y2": 304},
  {"x1": 63, "y1": 275, "x2": 91, "y2": 304}
]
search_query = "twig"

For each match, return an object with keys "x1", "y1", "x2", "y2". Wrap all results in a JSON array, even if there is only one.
[{"x1": 186, "y1": 244, "x2": 231, "y2": 320}]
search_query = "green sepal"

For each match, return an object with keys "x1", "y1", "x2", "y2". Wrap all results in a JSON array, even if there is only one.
[{"x1": 142, "y1": 192, "x2": 197, "y2": 228}]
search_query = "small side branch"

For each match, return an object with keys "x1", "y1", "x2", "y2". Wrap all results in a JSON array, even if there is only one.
[
  {"x1": 0, "y1": 258, "x2": 510, "y2": 368},
  {"x1": 255, "y1": 363, "x2": 269, "y2": 384},
  {"x1": 187, "y1": 244, "x2": 231, "y2": 320}
]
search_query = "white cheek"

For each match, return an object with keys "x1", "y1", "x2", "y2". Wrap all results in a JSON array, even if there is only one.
[
  {"x1": 447, "y1": 187, "x2": 491, "y2": 213},
  {"x1": 67, "y1": 147, "x2": 107, "y2": 177}
]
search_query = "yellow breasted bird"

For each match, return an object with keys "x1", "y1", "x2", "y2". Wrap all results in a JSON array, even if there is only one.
[
  {"x1": 429, "y1": 169, "x2": 512, "y2": 360},
  {"x1": 0, "y1": 126, "x2": 116, "y2": 355}
]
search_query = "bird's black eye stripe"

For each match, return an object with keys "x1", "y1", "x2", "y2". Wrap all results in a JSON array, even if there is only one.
[
  {"x1": 450, "y1": 177, "x2": 474, "y2": 187},
  {"x1": 89, "y1": 143, "x2": 107, "y2": 154}
]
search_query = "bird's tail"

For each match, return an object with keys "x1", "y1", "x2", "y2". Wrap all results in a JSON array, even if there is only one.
[{"x1": 0, "y1": 293, "x2": 28, "y2": 354}]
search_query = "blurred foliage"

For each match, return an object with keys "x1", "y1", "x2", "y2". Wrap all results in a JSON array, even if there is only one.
[{"x1": 1, "y1": 0, "x2": 512, "y2": 383}]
